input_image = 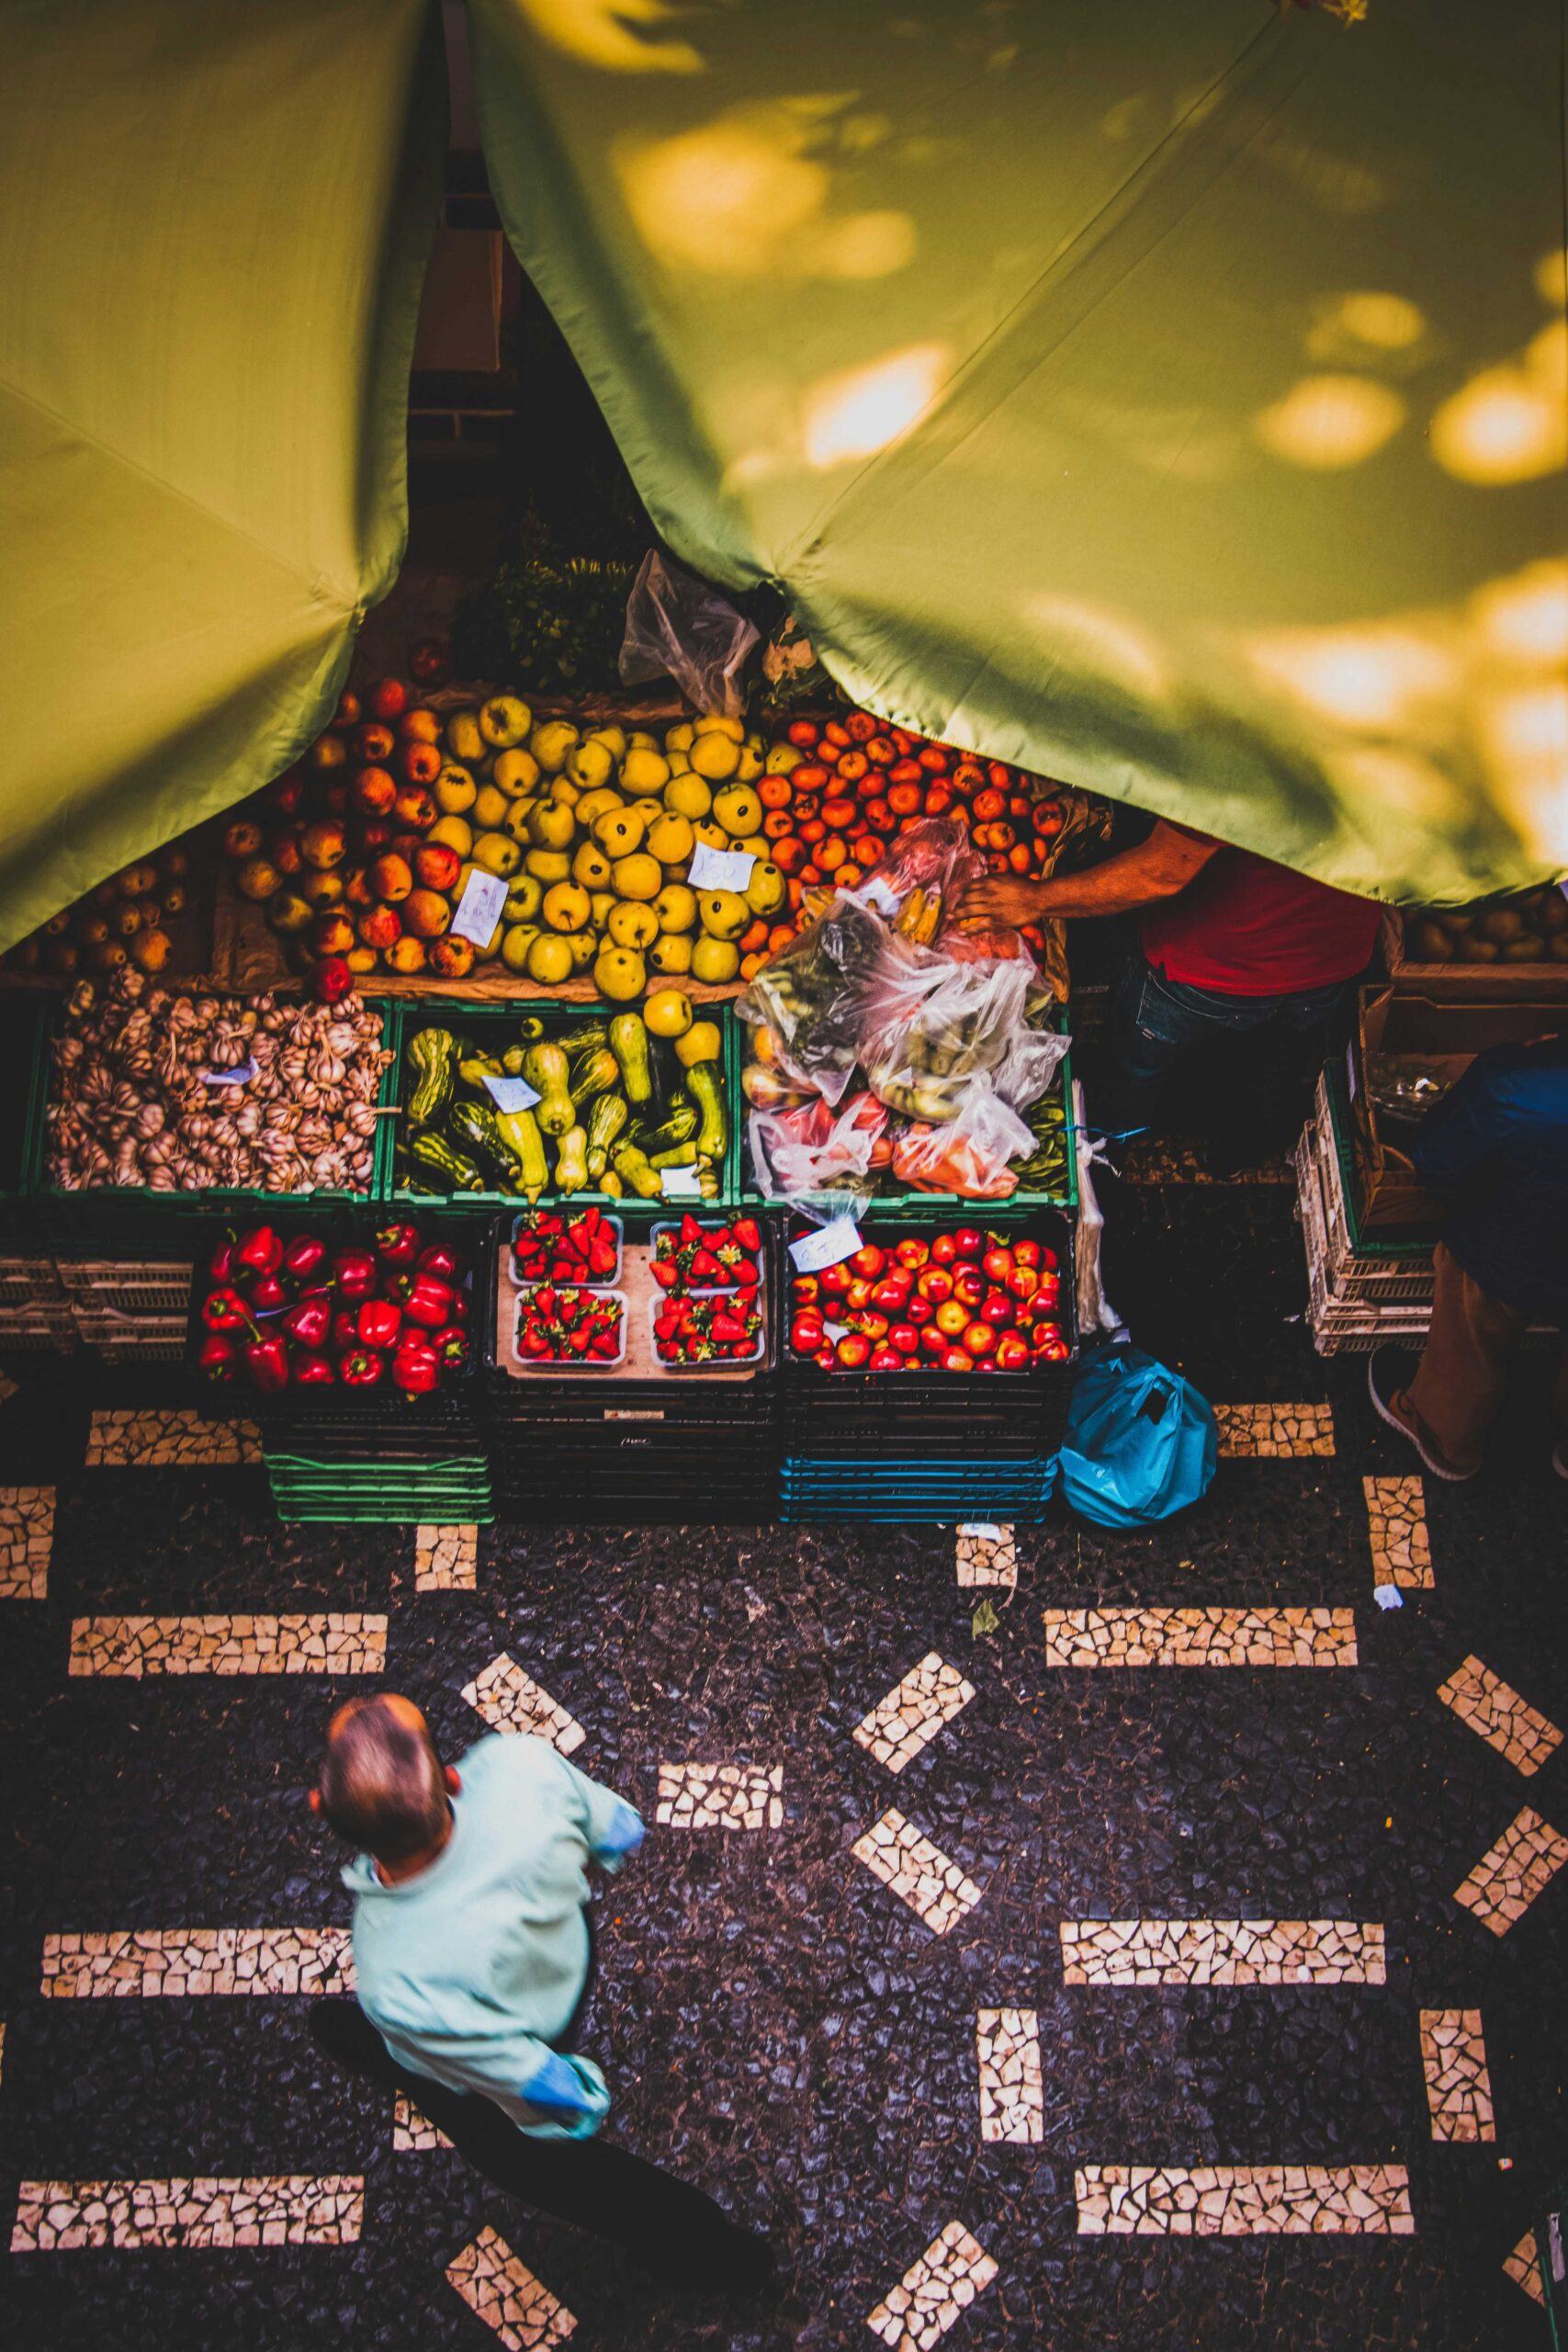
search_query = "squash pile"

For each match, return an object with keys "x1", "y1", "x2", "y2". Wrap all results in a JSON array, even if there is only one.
[{"x1": 395, "y1": 1004, "x2": 732, "y2": 1204}]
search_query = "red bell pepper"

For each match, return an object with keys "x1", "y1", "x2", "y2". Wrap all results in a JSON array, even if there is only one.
[
  {"x1": 429, "y1": 1323, "x2": 468, "y2": 1368},
  {"x1": 250, "y1": 1272, "x2": 288, "y2": 1313},
  {"x1": 339, "y1": 1348, "x2": 385, "y2": 1386},
  {"x1": 243, "y1": 1332, "x2": 290, "y2": 1392},
  {"x1": 291, "y1": 1351, "x2": 336, "y2": 1385},
  {"x1": 333, "y1": 1247, "x2": 378, "y2": 1302},
  {"x1": 390, "y1": 1336, "x2": 442, "y2": 1394},
  {"x1": 332, "y1": 1309, "x2": 358, "y2": 1352},
  {"x1": 208, "y1": 1238, "x2": 236, "y2": 1283},
  {"x1": 415, "y1": 1240, "x2": 460, "y2": 1282},
  {"x1": 376, "y1": 1221, "x2": 422, "y2": 1268},
  {"x1": 283, "y1": 1233, "x2": 328, "y2": 1282},
  {"x1": 282, "y1": 1295, "x2": 333, "y2": 1349},
  {"x1": 236, "y1": 1225, "x2": 283, "y2": 1277},
  {"x1": 402, "y1": 1273, "x2": 454, "y2": 1330},
  {"x1": 197, "y1": 1331, "x2": 238, "y2": 1381},
  {"x1": 357, "y1": 1297, "x2": 402, "y2": 1350},
  {"x1": 202, "y1": 1286, "x2": 254, "y2": 1332}
]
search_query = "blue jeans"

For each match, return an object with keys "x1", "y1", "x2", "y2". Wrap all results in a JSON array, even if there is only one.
[{"x1": 1107, "y1": 953, "x2": 1349, "y2": 1135}]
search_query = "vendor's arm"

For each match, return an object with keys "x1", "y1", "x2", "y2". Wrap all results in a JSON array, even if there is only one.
[
  {"x1": 953, "y1": 820, "x2": 1217, "y2": 931},
  {"x1": 375, "y1": 2007, "x2": 611, "y2": 2140},
  {"x1": 558, "y1": 1752, "x2": 645, "y2": 1872}
]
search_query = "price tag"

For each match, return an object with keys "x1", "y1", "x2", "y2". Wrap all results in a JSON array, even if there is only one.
[
  {"x1": 201, "y1": 1058, "x2": 257, "y2": 1086},
  {"x1": 660, "y1": 1165, "x2": 705, "y2": 1198},
  {"x1": 482, "y1": 1073, "x2": 540, "y2": 1113},
  {"x1": 449, "y1": 866, "x2": 508, "y2": 947},
  {"x1": 957, "y1": 1522, "x2": 1003, "y2": 1542},
  {"x1": 789, "y1": 1215, "x2": 861, "y2": 1272},
  {"x1": 688, "y1": 842, "x2": 756, "y2": 892},
  {"x1": 861, "y1": 876, "x2": 899, "y2": 917},
  {"x1": 822, "y1": 1319, "x2": 851, "y2": 1341}
]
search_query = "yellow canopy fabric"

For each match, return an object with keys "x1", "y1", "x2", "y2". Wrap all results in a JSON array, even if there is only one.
[
  {"x1": 0, "y1": 0, "x2": 446, "y2": 951},
  {"x1": 468, "y1": 0, "x2": 1568, "y2": 905}
]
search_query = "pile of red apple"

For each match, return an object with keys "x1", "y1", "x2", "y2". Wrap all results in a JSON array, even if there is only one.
[{"x1": 789, "y1": 1227, "x2": 1066, "y2": 1374}]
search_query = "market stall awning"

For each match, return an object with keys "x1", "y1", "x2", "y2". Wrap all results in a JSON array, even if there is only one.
[
  {"x1": 0, "y1": 0, "x2": 446, "y2": 952},
  {"x1": 468, "y1": 0, "x2": 1568, "y2": 906}
]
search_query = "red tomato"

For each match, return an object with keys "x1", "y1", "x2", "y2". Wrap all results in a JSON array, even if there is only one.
[
  {"x1": 788, "y1": 718, "x2": 820, "y2": 748},
  {"x1": 917, "y1": 746, "x2": 950, "y2": 773},
  {"x1": 964, "y1": 1320, "x2": 998, "y2": 1359}
]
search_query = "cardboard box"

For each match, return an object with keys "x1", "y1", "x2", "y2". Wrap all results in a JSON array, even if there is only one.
[{"x1": 1350, "y1": 987, "x2": 1568, "y2": 1230}]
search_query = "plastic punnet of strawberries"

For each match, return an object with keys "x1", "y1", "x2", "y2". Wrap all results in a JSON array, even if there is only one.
[
  {"x1": 516, "y1": 1284, "x2": 625, "y2": 1364},
  {"x1": 650, "y1": 1214, "x2": 764, "y2": 1296},
  {"x1": 513, "y1": 1206, "x2": 621, "y2": 1286},
  {"x1": 787, "y1": 1226, "x2": 1067, "y2": 1374},
  {"x1": 197, "y1": 1219, "x2": 468, "y2": 1396},
  {"x1": 654, "y1": 1292, "x2": 763, "y2": 1366}
]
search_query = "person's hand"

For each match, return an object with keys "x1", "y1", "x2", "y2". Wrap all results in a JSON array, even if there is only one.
[{"x1": 953, "y1": 876, "x2": 1049, "y2": 932}]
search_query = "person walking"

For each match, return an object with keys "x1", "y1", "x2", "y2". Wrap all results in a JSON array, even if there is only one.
[
  {"x1": 1368, "y1": 1033, "x2": 1568, "y2": 1481},
  {"x1": 955, "y1": 818, "x2": 1382, "y2": 1145},
  {"x1": 308, "y1": 1691, "x2": 771, "y2": 2291}
]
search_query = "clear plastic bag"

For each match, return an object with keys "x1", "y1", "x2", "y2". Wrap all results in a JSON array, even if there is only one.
[
  {"x1": 748, "y1": 1090, "x2": 890, "y2": 1198},
  {"x1": 618, "y1": 550, "x2": 759, "y2": 717},
  {"x1": 736, "y1": 894, "x2": 890, "y2": 1108},
  {"x1": 860, "y1": 937, "x2": 1066, "y2": 1123},
  {"x1": 889, "y1": 1082, "x2": 1033, "y2": 1199}
]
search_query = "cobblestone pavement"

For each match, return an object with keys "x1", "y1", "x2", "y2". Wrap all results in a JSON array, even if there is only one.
[{"x1": 2, "y1": 1189, "x2": 1565, "y2": 2349}]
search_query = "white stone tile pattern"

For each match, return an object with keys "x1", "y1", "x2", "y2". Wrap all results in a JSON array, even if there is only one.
[
  {"x1": 85, "y1": 1409, "x2": 262, "y2": 1466},
  {"x1": 415, "y1": 1523, "x2": 478, "y2": 1591},
  {"x1": 1043, "y1": 1607, "x2": 1357, "y2": 1668},
  {"x1": 41, "y1": 1928, "x2": 354, "y2": 1998},
  {"x1": 446, "y1": 2225, "x2": 576, "y2": 2348},
  {"x1": 976, "y1": 2008, "x2": 1043, "y2": 2143},
  {"x1": 1419, "y1": 2008, "x2": 1495, "y2": 2143},
  {"x1": 12, "y1": 2175, "x2": 364, "y2": 2251},
  {"x1": 1364, "y1": 1475, "x2": 1431, "y2": 1589},
  {"x1": 866, "y1": 2220, "x2": 998, "y2": 2349},
  {"x1": 853, "y1": 1653, "x2": 976, "y2": 1773},
  {"x1": 1076, "y1": 2164, "x2": 1414, "y2": 2235},
  {"x1": 655, "y1": 1762, "x2": 783, "y2": 1830},
  {"x1": 462, "y1": 1654, "x2": 584, "y2": 1755},
  {"x1": 1060, "y1": 1918, "x2": 1385, "y2": 1985},
  {"x1": 1438, "y1": 1656, "x2": 1563, "y2": 1778},
  {"x1": 0, "y1": 1486, "x2": 54, "y2": 1600},
  {"x1": 1454, "y1": 1806, "x2": 1568, "y2": 1936},
  {"x1": 393, "y1": 2094, "x2": 453, "y2": 2152},
  {"x1": 852, "y1": 1809, "x2": 984, "y2": 1938},
  {"x1": 69, "y1": 1613, "x2": 387, "y2": 1678},
  {"x1": 1213, "y1": 1403, "x2": 1335, "y2": 1457},
  {"x1": 955, "y1": 1528, "x2": 1017, "y2": 1589},
  {"x1": 1506, "y1": 2230, "x2": 1547, "y2": 2305}
]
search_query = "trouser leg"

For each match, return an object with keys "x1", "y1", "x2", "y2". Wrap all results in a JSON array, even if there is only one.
[
  {"x1": 1101, "y1": 956, "x2": 1210, "y2": 1136},
  {"x1": 1404, "y1": 1244, "x2": 1524, "y2": 1474},
  {"x1": 308, "y1": 2001, "x2": 767, "y2": 2290}
]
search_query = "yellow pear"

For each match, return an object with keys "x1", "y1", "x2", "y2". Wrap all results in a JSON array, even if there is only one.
[
  {"x1": 590, "y1": 890, "x2": 616, "y2": 928},
  {"x1": 525, "y1": 847, "x2": 572, "y2": 885},
  {"x1": 694, "y1": 713, "x2": 745, "y2": 741},
  {"x1": 655, "y1": 882, "x2": 697, "y2": 933},
  {"x1": 626, "y1": 729, "x2": 660, "y2": 752},
  {"x1": 713, "y1": 786, "x2": 762, "y2": 838},
  {"x1": 698, "y1": 889, "x2": 749, "y2": 940},
  {"x1": 473, "y1": 831, "x2": 522, "y2": 878},
  {"x1": 690, "y1": 935, "x2": 740, "y2": 984},
  {"x1": 591, "y1": 724, "x2": 627, "y2": 762},
  {"x1": 502, "y1": 922, "x2": 540, "y2": 973},
  {"x1": 738, "y1": 833, "x2": 770, "y2": 858},
  {"x1": 593, "y1": 945, "x2": 646, "y2": 1002},
  {"x1": 526, "y1": 931, "x2": 573, "y2": 984},
  {"x1": 569, "y1": 738, "x2": 615, "y2": 792},
  {"x1": 548, "y1": 776, "x2": 581, "y2": 808},
  {"x1": 569, "y1": 930, "x2": 598, "y2": 972},
  {"x1": 528, "y1": 801, "x2": 576, "y2": 850},
  {"x1": 503, "y1": 798, "x2": 539, "y2": 844},
  {"x1": 647, "y1": 812, "x2": 694, "y2": 866},
  {"x1": 446, "y1": 709, "x2": 485, "y2": 763},
  {"x1": 574, "y1": 787, "x2": 625, "y2": 829},
  {"x1": 473, "y1": 783, "x2": 509, "y2": 832},
  {"x1": 427, "y1": 815, "x2": 473, "y2": 859},
  {"x1": 690, "y1": 732, "x2": 740, "y2": 783},
  {"x1": 504, "y1": 876, "x2": 543, "y2": 922},
  {"x1": 612, "y1": 852, "x2": 662, "y2": 903},
  {"x1": 621, "y1": 747, "x2": 671, "y2": 794},
  {"x1": 572, "y1": 841, "x2": 615, "y2": 891},
  {"x1": 593, "y1": 807, "x2": 646, "y2": 858},
  {"x1": 764, "y1": 742, "x2": 804, "y2": 776},
  {"x1": 745, "y1": 860, "x2": 786, "y2": 914},
  {"x1": 693, "y1": 820, "x2": 729, "y2": 851},
  {"x1": 529, "y1": 719, "x2": 580, "y2": 774},
  {"x1": 607, "y1": 899, "x2": 659, "y2": 950},
  {"x1": 666, "y1": 750, "x2": 692, "y2": 775},
  {"x1": 664, "y1": 720, "x2": 694, "y2": 752},
  {"x1": 479, "y1": 695, "x2": 532, "y2": 748},
  {"x1": 434, "y1": 762, "x2": 477, "y2": 814},
  {"x1": 664, "y1": 775, "x2": 711, "y2": 820},
  {"x1": 491, "y1": 747, "x2": 541, "y2": 798},
  {"x1": 736, "y1": 744, "x2": 764, "y2": 783},
  {"x1": 651, "y1": 932, "x2": 693, "y2": 976},
  {"x1": 544, "y1": 882, "x2": 591, "y2": 934}
]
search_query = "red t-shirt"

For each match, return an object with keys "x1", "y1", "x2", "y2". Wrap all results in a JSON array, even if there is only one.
[{"x1": 1139, "y1": 831, "x2": 1382, "y2": 996}]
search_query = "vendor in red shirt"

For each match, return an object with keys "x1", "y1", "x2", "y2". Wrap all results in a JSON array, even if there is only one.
[{"x1": 955, "y1": 820, "x2": 1382, "y2": 1136}]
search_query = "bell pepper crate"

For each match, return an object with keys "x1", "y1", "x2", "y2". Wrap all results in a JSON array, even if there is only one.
[
  {"x1": 185, "y1": 1205, "x2": 487, "y2": 1446},
  {"x1": 21, "y1": 989, "x2": 404, "y2": 1243},
  {"x1": 387, "y1": 995, "x2": 743, "y2": 1218}
]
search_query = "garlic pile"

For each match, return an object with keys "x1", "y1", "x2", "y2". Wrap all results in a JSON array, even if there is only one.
[{"x1": 45, "y1": 971, "x2": 394, "y2": 1193}]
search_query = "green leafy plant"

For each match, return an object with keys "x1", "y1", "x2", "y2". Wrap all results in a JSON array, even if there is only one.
[{"x1": 454, "y1": 515, "x2": 636, "y2": 695}]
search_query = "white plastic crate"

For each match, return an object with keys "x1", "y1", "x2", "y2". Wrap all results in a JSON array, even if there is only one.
[
  {"x1": 0, "y1": 1256, "x2": 66, "y2": 1306},
  {"x1": 55, "y1": 1258, "x2": 193, "y2": 1314},
  {"x1": 1296, "y1": 1134, "x2": 1431, "y2": 1355}
]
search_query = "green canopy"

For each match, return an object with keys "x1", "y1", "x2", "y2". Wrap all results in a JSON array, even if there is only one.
[
  {"x1": 0, "y1": 0, "x2": 445, "y2": 951},
  {"x1": 470, "y1": 0, "x2": 1568, "y2": 905}
]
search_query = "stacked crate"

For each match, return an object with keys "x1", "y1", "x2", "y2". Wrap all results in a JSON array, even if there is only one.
[
  {"x1": 1294, "y1": 1073, "x2": 1432, "y2": 1355},
  {"x1": 56, "y1": 1256, "x2": 194, "y2": 1362},
  {"x1": 0, "y1": 1254, "x2": 77, "y2": 1352}
]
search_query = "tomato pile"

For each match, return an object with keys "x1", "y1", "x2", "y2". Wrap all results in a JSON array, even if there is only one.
[
  {"x1": 761, "y1": 712, "x2": 1066, "y2": 961},
  {"x1": 789, "y1": 1227, "x2": 1067, "y2": 1374},
  {"x1": 197, "y1": 1220, "x2": 469, "y2": 1395}
]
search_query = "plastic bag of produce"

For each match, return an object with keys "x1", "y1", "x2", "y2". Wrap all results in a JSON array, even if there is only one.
[
  {"x1": 1049, "y1": 1347, "x2": 1215, "y2": 1527},
  {"x1": 618, "y1": 549, "x2": 760, "y2": 717},
  {"x1": 748, "y1": 1089, "x2": 890, "y2": 1198},
  {"x1": 737, "y1": 893, "x2": 891, "y2": 1108},
  {"x1": 889, "y1": 1081, "x2": 1032, "y2": 1198},
  {"x1": 861, "y1": 934, "x2": 1066, "y2": 1123}
]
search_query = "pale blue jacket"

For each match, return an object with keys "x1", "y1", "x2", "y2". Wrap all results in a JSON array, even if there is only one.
[{"x1": 344, "y1": 1732, "x2": 642, "y2": 2137}]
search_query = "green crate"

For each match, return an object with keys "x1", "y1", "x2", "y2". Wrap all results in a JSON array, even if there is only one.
[
  {"x1": 387, "y1": 996, "x2": 742, "y2": 1218},
  {"x1": 741, "y1": 1046, "x2": 1077, "y2": 1215},
  {"x1": 265, "y1": 1450, "x2": 492, "y2": 1524},
  {"x1": 1322, "y1": 1057, "x2": 1437, "y2": 1258},
  {"x1": 21, "y1": 993, "x2": 403, "y2": 1238}
]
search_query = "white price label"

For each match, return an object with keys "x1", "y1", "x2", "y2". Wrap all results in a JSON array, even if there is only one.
[
  {"x1": 482, "y1": 1073, "x2": 540, "y2": 1113},
  {"x1": 660, "y1": 1165, "x2": 705, "y2": 1198},
  {"x1": 957, "y1": 1522, "x2": 1003, "y2": 1542},
  {"x1": 688, "y1": 842, "x2": 757, "y2": 893},
  {"x1": 789, "y1": 1216, "x2": 862, "y2": 1273},
  {"x1": 449, "y1": 866, "x2": 508, "y2": 947},
  {"x1": 861, "y1": 876, "x2": 899, "y2": 917},
  {"x1": 201, "y1": 1058, "x2": 257, "y2": 1087},
  {"x1": 822, "y1": 1319, "x2": 851, "y2": 1342}
]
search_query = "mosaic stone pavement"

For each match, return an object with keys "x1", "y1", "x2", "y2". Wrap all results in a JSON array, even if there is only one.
[{"x1": 2, "y1": 1186, "x2": 1567, "y2": 2349}]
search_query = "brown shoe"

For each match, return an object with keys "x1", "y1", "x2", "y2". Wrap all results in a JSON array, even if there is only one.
[{"x1": 1367, "y1": 1349, "x2": 1479, "y2": 1483}]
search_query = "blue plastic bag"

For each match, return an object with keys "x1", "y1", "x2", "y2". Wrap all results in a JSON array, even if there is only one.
[{"x1": 1050, "y1": 1347, "x2": 1216, "y2": 1527}]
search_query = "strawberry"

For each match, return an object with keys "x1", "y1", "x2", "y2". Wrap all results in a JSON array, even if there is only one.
[
  {"x1": 732, "y1": 1217, "x2": 761, "y2": 1253},
  {"x1": 651, "y1": 1260, "x2": 680, "y2": 1290},
  {"x1": 679, "y1": 1215, "x2": 704, "y2": 1248}
]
